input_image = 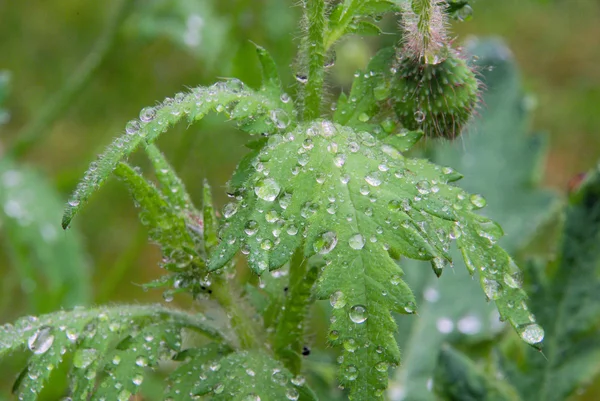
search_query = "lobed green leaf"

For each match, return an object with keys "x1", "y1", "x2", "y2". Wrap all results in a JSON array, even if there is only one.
[
  {"x1": 208, "y1": 120, "x2": 539, "y2": 398},
  {"x1": 0, "y1": 305, "x2": 224, "y2": 400}
]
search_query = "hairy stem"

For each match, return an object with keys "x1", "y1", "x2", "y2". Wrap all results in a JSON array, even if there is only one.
[
  {"x1": 302, "y1": 0, "x2": 327, "y2": 121},
  {"x1": 9, "y1": 0, "x2": 132, "y2": 158},
  {"x1": 273, "y1": 247, "x2": 318, "y2": 375},
  {"x1": 403, "y1": 0, "x2": 448, "y2": 62},
  {"x1": 211, "y1": 275, "x2": 262, "y2": 350}
]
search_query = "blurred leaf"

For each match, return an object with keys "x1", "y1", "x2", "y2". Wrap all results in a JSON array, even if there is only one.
[
  {"x1": 129, "y1": 0, "x2": 231, "y2": 70},
  {"x1": 497, "y1": 163, "x2": 600, "y2": 401},
  {"x1": 0, "y1": 159, "x2": 91, "y2": 313},
  {"x1": 0, "y1": 70, "x2": 10, "y2": 126},
  {"x1": 434, "y1": 345, "x2": 521, "y2": 401},
  {"x1": 393, "y1": 38, "x2": 558, "y2": 399}
]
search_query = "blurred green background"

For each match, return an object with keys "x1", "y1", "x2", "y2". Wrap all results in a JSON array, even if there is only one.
[{"x1": 0, "y1": 0, "x2": 599, "y2": 397}]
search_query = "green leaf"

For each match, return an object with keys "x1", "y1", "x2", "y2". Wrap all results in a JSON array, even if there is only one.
[
  {"x1": 0, "y1": 159, "x2": 91, "y2": 312},
  {"x1": 498, "y1": 164, "x2": 600, "y2": 400},
  {"x1": 113, "y1": 162, "x2": 208, "y2": 295},
  {"x1": 393, "y1": 38, "x2": 558, "y2": 400},
  {"x1": 166, "y1": 349, "x2": 317, "y2": 400},
  {"x1": 209, "y1": 120, "x2": 539, "y2": 399},
  {"x1": 0, "y1": 305, "x2": 224, "y2": 400},
  {"x1": 433, "y1": 345, "x2": 521, "y2": 401},
  {"x1": 63, "y1": 79, "x2": 291, "y2": 229}
]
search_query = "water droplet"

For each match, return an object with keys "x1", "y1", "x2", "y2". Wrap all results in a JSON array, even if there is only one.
[
  {"x1": 483, "y1": 278, "x2": 501, "y2": 300},
  {"x1": 414, "y1": 110, "x2": 426, "y2": 124},
  {"x1": 334, "y1": 153, "x2": 346, "y2": 167},
  {"x1": 244, "y1": 220, "x2": 259, "y2": 236},
  {"x1": 255, "y1": 178, "x2": 281, "y2": 201},
  {"x1": 365, "y1": 172, "x2": 382, "y2": 187},
  {"x1": 348, "y1": 233, "x2": 365, "y2": 250},
  {"x1": 272, "y1": 369, "x2": 287, "y2": 385},
  {"x1": 345, "y1": 365, "x2": 358, "y2": 381},
  {"x1": 416, "y1": 180, "x2": 431, "y2": 194},
  {"x1": 223, "y1": 203, "x2": 238, "y2": 218},
  {"x1": 243, "y1": 394, "x2": 261, "y2": 401},
  {"x1": 470, "y1": 194, "x2": 487, "y2": 209},
  {"x1": 375, "y1": 362, "x2": 388, "y2": 372},
  {"x1": 132, "y1": 374, "x2": 144, "y2": 386},
  {"x1": 295, "y1": 74, "x2": 308, "y2": 84},
  {"x1": 519, "y1": 323, "x2": 545, "y2": 345},
  {"x1": 213, "y1": 383, "x2": 225, "y2": 394},
  {"x1": 73, "y1": 348, "x2": 98, "y2": 369},
  {"x1": 125, "y1": 120, "x2": 141, "y2": 135},
  {"x1": 358, "y1": 112, "x2": 370, "y2": 122},
  {"x1": 280, "y1": 93, "x2": 291, "y2": 103},
  {"x1": 28, "y1": 326, "x2": 54, "y2": 354},
  {"x1": 135, "y1": 356, "x2": 148, "y2": 367},
  {"x1": 349, "y1": 305, "x2": 368, "y2": 323},
  {"x1": 139, "y1": 107, "x2": 156, "y2": 122},
  {"x1": 270, "y1": 109, "x2": 290, "y2": 129},
  {"x1": 313, "y1": 231, "x2": 338, "y2": 254},
  {"x1": 330, "y1": 291, "x2": 347, "y2": 309},
  {"x1": 287, "y1": 224, "x2": 299, "y2": 235},
  {"x1": 286, "y1": 388, "x2": 299, "y2": 400}
]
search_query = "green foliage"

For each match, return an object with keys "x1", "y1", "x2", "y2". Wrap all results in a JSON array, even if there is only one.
[
  {"x1": 434, "y1": 346, "x2": 520, "y2": 401},
  {"x1": 0, "y1": 159, "x2": 91, "y2": 313},
  {"x1": 392, "y1": 38, "x2": 558, "y2": 400},
  {"x1": 434, "y1": 163, "x2": 600, "y2": 401},
  {"x1": 0, "y1": 305, "x2": 224, "y2": 400},
  {"x1": 0, "y1": 1, "x2": 565, "y2": 400}
]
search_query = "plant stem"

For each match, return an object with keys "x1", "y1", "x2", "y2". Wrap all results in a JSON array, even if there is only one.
[
  {"x1": 211, "y1": 275, "x2": 262, "y2": 350},
  {"x1": 273, "y1": 246, "x2": 318, "y2": 375},
  {"x1": 302, "y1": 0, "x2": 327, "y2": 121},
  {"x1": 9, "y1": 0, "x2": 133, "y2": 158}
]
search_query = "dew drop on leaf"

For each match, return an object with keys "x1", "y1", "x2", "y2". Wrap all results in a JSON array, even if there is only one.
[
  {"x1": 254, "y1": 178, "x2": 281, "y2": 202},
  {"x1": 348, "y1": 233, "x2": 366, "y2": 250},
  {"x1": 349, "y1": 305, "x2": 368, "y2": 324},
  {"x1": 483, "y1": 278, "x2": 501, "y2": 300},
  {"x1": 286, "y1": 388, "x2": 299, "y2": 400},
  {"x1": 223, "y1": 203, "x2": 238, "y2": 219},
  {"x1": 470, "y1": 194, "x2": 487, "y2": 209},
  {"x1": 213, "y1": 383, "x2": 225, "y2": 394},
  {"x1": 244, "y1": 220, "x2": 259, "y2": 236},
  {"x1": 272, "y1": 369, "x2": 287, "y2": 385},
  {"x1": 73, "y1": 348, "x2": 98, "y2": 369},
  {"x1": 135, "y1": 355, "x2": 148, "y2": 367},
  {"x1": 375, "y1": 361, "x2": 388, "y2": 372},
  {"x1": 139, "y1": 107, "x2": 156, "y2": 122},
  {"x1": 330, "y1": 291, "x2": 347, "y2": 309},
  {"x1": 365, "y1": 172, "x2": 382, "y2": 187},
  {"x1": 313, "y1": 231, "x2": 338, "y2": 254},
  {"x1": 28, "y1": 326, "x2": 54, "y2": 354},
  {"x1": 414, "y1": 110, "x2": 426, "y2": 123},
  {"x1": 125, "y1": 120, "x2": 141, "y2": 135},
  {"x1": 345, "y1": 365, "x2": 358, "y2": 381},
  {"x1": 132, "y1": 374, "x2": 144, "y2": 386},
  {"x1": 519, "y1": 323, "x2": 544, "y2": 344}
]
